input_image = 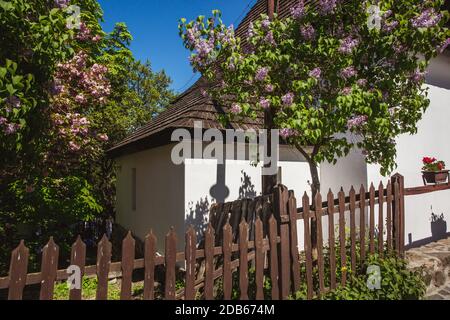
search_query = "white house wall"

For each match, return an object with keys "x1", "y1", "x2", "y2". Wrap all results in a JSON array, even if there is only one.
[
  {"x1": 184, "y1": 142, "x2": 367, "y2": 249},
  {"x1": 115, "y1": 144, "x2": 185, "y2": 252},
  {"x1": 368, "y1": 84, "x2": 450, "y2": 247}
]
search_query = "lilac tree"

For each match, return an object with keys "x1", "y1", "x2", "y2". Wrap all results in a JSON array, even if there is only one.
[{"x1": 179, "y1": 0, "x2": 449, "y2": 200}]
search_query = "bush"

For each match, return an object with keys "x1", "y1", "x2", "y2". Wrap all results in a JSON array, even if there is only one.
[{"x1": 291, "y1": 254, "x2": 426, "y2": 300}]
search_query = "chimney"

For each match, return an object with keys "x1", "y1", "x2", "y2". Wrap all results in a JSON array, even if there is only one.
[{"x1": 268, "y1": 0, "x2": 275, "y2": 19}]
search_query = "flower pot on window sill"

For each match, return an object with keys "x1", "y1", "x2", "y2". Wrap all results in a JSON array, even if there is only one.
[{"x1": 422, "y1": 170, "x2": 449, "y2": 185}]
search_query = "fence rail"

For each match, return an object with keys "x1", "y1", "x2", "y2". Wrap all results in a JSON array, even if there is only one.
[{"x1": 0, "y1": 174, "x2": 407, "y2": 300}]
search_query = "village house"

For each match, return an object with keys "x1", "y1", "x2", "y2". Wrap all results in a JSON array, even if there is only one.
[{"x1": 108, "y1": 0, "x2": 450, "y2": 252}]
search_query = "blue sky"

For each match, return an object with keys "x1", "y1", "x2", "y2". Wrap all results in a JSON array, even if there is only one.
[{"x1": 98, "y1": 0, "x2": 256, "y2": 93}]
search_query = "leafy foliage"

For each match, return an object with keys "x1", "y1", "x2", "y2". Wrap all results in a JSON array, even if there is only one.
[
  {"x1": 319, "y1": 254, "x2": 426, "y2": 300},
  {"x1": 179, "y1": 0, "x2": 450, "y2": 179},
  {"x1": 0, "y1": 0, "x2": 175, "y2": 275}
]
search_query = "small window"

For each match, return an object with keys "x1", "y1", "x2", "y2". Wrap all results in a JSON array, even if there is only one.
[{"x1": 132, "y1": 168, "x2": 137, "y2": 211}]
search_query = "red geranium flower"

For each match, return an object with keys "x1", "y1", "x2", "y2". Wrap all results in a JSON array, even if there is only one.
[{"x1": 423, "y1": 157, "x2": 435, "y2": 164}]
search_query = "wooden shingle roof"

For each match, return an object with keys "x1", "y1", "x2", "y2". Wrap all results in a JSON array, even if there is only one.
[
  {"x1": 107, "y1": 0, "x2": 339, "y2": 158},
  {"x1": 108, "y1": 0, "x2": 283, "y2": 158}
]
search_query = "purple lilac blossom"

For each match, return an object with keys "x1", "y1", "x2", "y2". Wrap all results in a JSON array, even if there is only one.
[
  {"x1": 0, "y1": 117, "x2": 7, "y2": 125},
  {"x1": 7, "y1": 96, "x2": 21, "y2": 108},
  {"x1": 309, "y1": 67, "x2": 321, "y2": 79},
  {"x1": 318, "y1": 0, "x2": 337, "y2": 15},
  {"x1": 383, "y1": 20, "x2": 399, "y2": 32},
  {"x1": 411, "y1": 69, "x2": 427, "y2": 83},
  {"x1": 300, "y1": 24, "x2": 315, "y2": 41},
  {"x1": 4, "y1": 123, "x2": 18, "y2": 135},
  {"x1": 281, "y1": 92, "x2": 295, "y2": 107},
  {"x1": 357, "y1": 79, "x2": 367, "y2": 87},
  {"x1": 347, "y1": 115, "x2": 367, "y2": 129},
  {"x1": 393, "y1": 43, "x2": 406, "y2": 54},
  {"x1": 265, "y1": 84, "x2": 274, "y2": 93},
  {"x1": 339, "y1": 36, "x2": 359, "y2": 54},
  {"x1": 383, "y1": 10, "x2": 392, "y2": 18},
  {"x1": 231, "y1": 103, "x2": 242, "y2": 114},
  {"x1": 340, "y1": 66, "x2": 357, "y2": 79},
  {"x1": 291, "y1": 0, "x2": 305, "y2": 19},
  {"x1": 55, "y1": 0, "x2": 69, "y2": 8},
  {"x1": 265, "y1": 31, "x2": 276, "y2": 46},
  {"x1": 259, "y1": 97, "x2": 271, "y2": 110},
  {"x1": 248, "y1": 22, "x2": 255, "y2": 39},
  {"x1": 341, "y1": 87, "x2": 352, "y2": 95},
  {"x1": 438, "y1": 38, "x2": 450, "y2": 53},
  {"x1": 261, "y1": 17, "x2": 271, "y2": 30},
  {"x1": 255, "y1": 67, "x2": 269, "y2": 82},
  {"x1": 279, "y1": 128, "x2": 298, "y2": 138},
  {"x1": 411, "y1": 8, "x2": 442, "y2": 28}
]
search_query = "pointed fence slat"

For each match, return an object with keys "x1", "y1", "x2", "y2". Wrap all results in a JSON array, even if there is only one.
[
  {"x1": 239, "y1": 220, "x2": 249, "y2": 300},
  {"x1": 120, "y1": 232, "x2": 135, "y2": 300},
  {"x1": 349, "y1": 187, "x2": 357, "y2": 273},
  {"x1": 369, "y1": 183, "x2": 376, "y2": 254},
  {"x1": 315, "y1": 193, "x2": 325, "y2": 294},
  {"x1": 204, "y1": 224, "x2": 215, "y2": 300},
  {"x1": 386, "y1": 182, "x2": 393, "y2": 252},
  {"x1": 8, "y1": 241, "x2": 29, "y2": 300},
  {"x1": 164, "y1": 228, "x2": 177, "y2": 300},
  {"x1": 144, "y1": 230, "x2": 156, "y2": 300},
  {"x1": 268, "y1": 215, "x2": 279, "y2": 300},
  {"x1": 231, "y1": 200, "x2": 243, "y2": 242},
  {"x1": 39, "y1": 237, "x2": 59, "y2": 300},
  {"x1": 288, "y1": 193, "x2": 300, "y2": 293},
  {"x1": 327, "y1": 190, "x2": 336, "y2": 290},
  {"x1": 69, "y1": 236, "x2": 86, "y2": 300},
  {"x1": 393, "y1": 181, "x2": 401, "y2": 254},
  {"x1": 255, "y1": 215, "x2": 265, "y2": 300},
  {"x1": 222, "y1": 221, "x2": 233, "y2": 300},
  {"x1": 303, "y1": 193, "x2": 313, "y2": 299},
  {"x1": 96, "y1": 235, "x2": 112, "y2": 300},
  {"x1": 274, "y1": 185, "x2": 290, "y2": 300},
  {"x1": 338, "y1": 190, "x2": 347, "y2": 286},
  {"x1": 1, "y1": 176, "x2": 410, "y2": 301},
  {"x1": 393, "y1": 174, "x2": 405, "y2": 256},
  {"x1": 185, "y1": 226, "x2": 197, "y2": 300},
  {"x1": 359, "y1": 185, "x2": 366, "y2": 264},
  {"x1": 378, "y1": 182, "x2": 385, "y2": 256}
]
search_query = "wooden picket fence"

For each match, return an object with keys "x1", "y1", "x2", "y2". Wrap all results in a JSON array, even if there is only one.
[{"x1": 0, "y1": 174, "x2": 406, "y2": 300}]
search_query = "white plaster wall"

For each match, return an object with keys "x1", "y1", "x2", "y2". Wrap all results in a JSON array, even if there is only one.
[
  {"x1": 115, "y1": 144, "x2": 185, "y2": 253},
  {"x1": 184, "y1": 141, "x2": 367, "y2": 250},
  {"x1": 368, "y1": 84, "x2": 450, "y2": 247}
]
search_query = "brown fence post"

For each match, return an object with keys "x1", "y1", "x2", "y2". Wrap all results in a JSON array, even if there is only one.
[
  {"x1": 96, "y1": 235, "x2": 112, "y2": 300},
  {"x1": 222, "y1": 220, "x2": 233, "y2": 300},
  {"x1": 327, "y1": 190, "x2": 337, "y2": 290},
  {"x1": 386, "y1": 182, "x2": 393, "y2": 253},
  {"x1": 302, "y1": 192, "x2": 313, "y2": 299},
  {"x1": 254, "y1": 215, "x2": 265, "y2": 300},
  {"x1": 164, "y1": 228, "x2": 177, "y2": 300},
  {"x1": 239, "y1": 219, "x2": 249, "y2": 300},
  {"x1": 288, "y1": 191, "x2": 300, "y2": 293},
  {"x1": 69, "y1": 236, "x2": 86, "y2": 300},
  {"x1": 268, "y1": 215, "x2": 279, "y2": 300},
  {"x1": 314, "y1": 192, "x2": 325, "y2": 294},
  {"x1": 273, "y1": 185, "x2": 291, "y2": 300},
  {"x1": 120, "y1": 231, "x2": 135, "y2": 300},
  {"x1": 391, "y1": 174, "x2": 405, "y2": 256},
  {"x1": 39, "y1": 237, "x2": 59, "y2": 300},
  {"x1": 185, "y1": 226, "x2": 197, "y2": 300},
  {"x1": 144, "y1": 230, "x2": 157, "y2": 300},
  {"x1": 204, "y1": 224, "x2": 215, "y2": 300},
  {"x1": 8, "y1": 240, "x2": 29, "y2": 300}
]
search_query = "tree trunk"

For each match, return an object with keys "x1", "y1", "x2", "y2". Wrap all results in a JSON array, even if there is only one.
[
  {"x1": 308, "y1": 160, "x2": 321, "y2": 262},
  {"x1": 295, "y1": 145, "x2": 320, "y2": 261},
  {"x1": 262, "y1": 109, "x2": 278, "y2": 195}
]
